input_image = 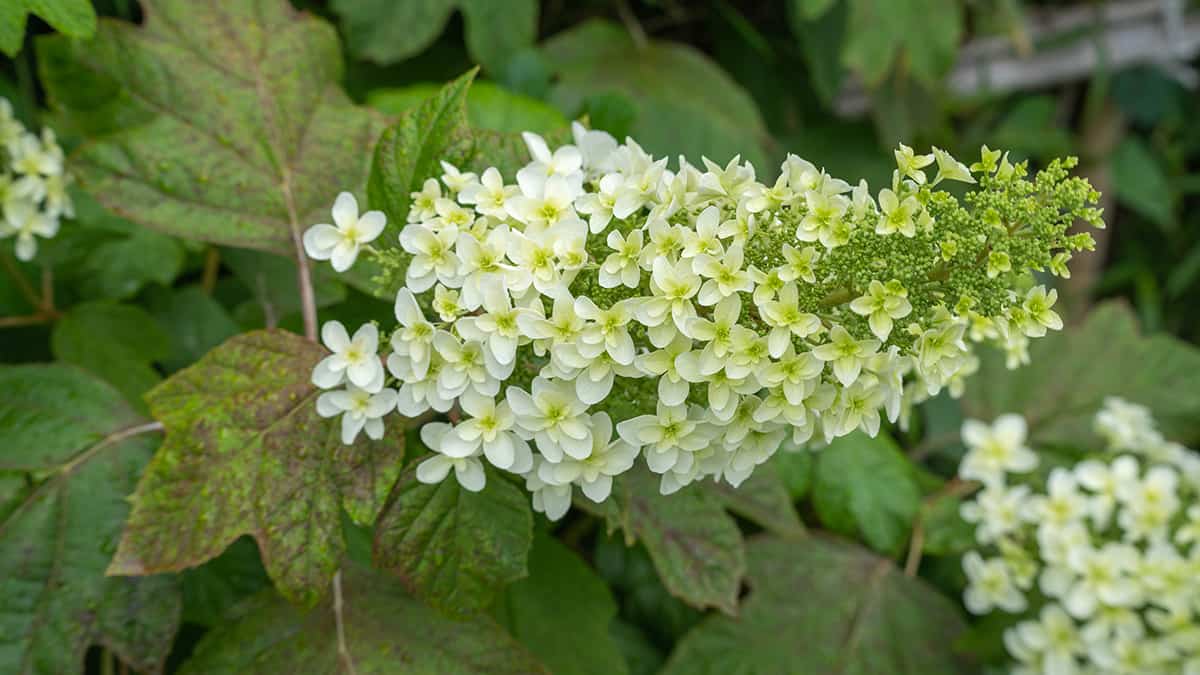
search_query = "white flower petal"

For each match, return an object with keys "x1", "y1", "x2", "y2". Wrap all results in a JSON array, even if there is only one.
[{"x1": 331, "y1": 191, "x2": 359, "y2": 229}]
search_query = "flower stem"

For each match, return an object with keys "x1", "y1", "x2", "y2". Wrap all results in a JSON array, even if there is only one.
[
  {"x1": 333, "y1": 570, "x2": 357, "y2": 675},
  {"x1": 281, "y1": 172, "x2": 317, "y2": 340}
]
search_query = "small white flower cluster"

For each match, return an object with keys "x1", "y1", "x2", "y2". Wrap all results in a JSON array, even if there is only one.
[
  {"x1": 959, "y1": 399, "x2": 1200, "y2": 675},
  {"x1": 0, "y1": 99, "x2": 72, "y2": 261},
  {"x1": 303, "y1": 125, "x2": 1069, "y2": 521}
]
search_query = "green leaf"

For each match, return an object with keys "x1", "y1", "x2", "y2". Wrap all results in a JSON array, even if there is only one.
[
  {"x1": 37, "y1": 0, "x2": 385, "y2": 254},
  {"x1": 842, "y1": 0, "x2": 963, "y2": 86},
  {"x1": 331, "y1": 0, "x2": 537, "y2": 72},
  {"x1": 772, "y1": 449, "x2": 813, "y2": 500},
  {"x1": 373, "y1": 463, "x2": 532, "y2": 617},
  {"x1": 456, "y1": 0, "x2": 538, "y2": 74},
  {"x1": 82, "y1": 229, "x2": 185, "y2": 300},
  {"x1": 920, "y1": 495, "x2": 976, "y2": 556},
  {"x1": 108, "y1": 330, "x2": 405, "y2": 606},
  {"x1": 221, "y1": 248, "x2": 347, "y2": 327},
  {"x1": 609, "y1": 619, "x2": 665, "y2": 675},
  {"x1": 778, "y1": 118, "x2": 894, "y2": 191},
  {"x1": 984, "y1": 95, "x2": 1074, "y2": 161},
  {"x1": 365, "y1": 70, "x2": 552, "y2": 296},
  {"x1": 598, "y1": 466, "x2": 745, "y2": 615},
  {"x1": 367, "y1": 70, "x2": 473, "y2": 238},
  {"x1": 789, "y1": 0, "x2": 848, "y2": 105},
  {"x1": 180, "y1": 536, "x2": 271, "y2": 627},
  {"x1": 368, "y1": 80, "x2": 567, "y2": 134},
  {"x1": 0, "y1": 473, "x2": 29, "y2": 522},
  {"x1": 0, "y1": 363, "x2": 148, "y2": 470},
  {"x1": 592, "y1": 532, "x2": 704, "y2": 644},
  {"x1": 0, "y1": 0, "x2": 96, "y2": 56},
  {"x1": 493, "y1": 531, "x2": 629, "y2": 675},
  {"x1": 38, "y1": 190, "x2": 186, "y2": 302},
  {"x1": 35, "y1": 36, "x2": 154, "y2": 139},
  {"x1": 177, "y1": 563, "x2": 549, "y2": 674},
  {"x1": 812, "y1": 430, "x2": 921, "y2": 555},
  {"x1": 578, "y1": 92, "x2": 637, "y2": 141},
  {"x1": 964, "y1": 301, "x2": 1200, "y2": 446},
  {"x1": 662, "y1": 535, "x2": 968, "y2": 675},
  {"x1": 542, "y1": 19, "x2": 769, "y2": 169},
  {"x1": 146, "y1": 285, "x2": 241, "y2": 372},
  {"x1": 791, "y1": 0, "x2": 839, "y2": 20},
  {"x1": 1111, "y1": 137, "x2": 1174, "y2": 230},
  {"x1": 702, "y1": 460, "x2": 804, "y2": 536},
  {"x1": 0, "y1": 364, "x2": 180, "y2": 674},
  {"x1": 51, "y1": 301, "x2": 171, "y2": 409}
]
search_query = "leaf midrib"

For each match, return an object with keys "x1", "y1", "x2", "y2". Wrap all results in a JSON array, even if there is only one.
[{"x1": 1, "y1": 421, "x2": 160, "y2": 674}]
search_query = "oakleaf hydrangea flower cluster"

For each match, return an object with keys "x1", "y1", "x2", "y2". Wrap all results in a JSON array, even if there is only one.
[
  {"x1": 304, "y1": 122, "x2": 1101, "y2": 520},
  {"x1": 0, "y1": 98, "x2": 72, "y2": 261},
  {"x1": 959, "y1": 399, "x2": 1200, "y2": 675}
]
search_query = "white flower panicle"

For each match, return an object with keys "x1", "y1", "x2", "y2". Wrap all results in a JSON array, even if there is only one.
[
  {"x1": 0, "y1": 98, "x2": 72, "y2": 262},
  {"x1": 959, "y1": 398, "x2": 1200, "y2": 675},
  {"x1": 303, "y1": 123, "x2": 1099, "y2": 519}
]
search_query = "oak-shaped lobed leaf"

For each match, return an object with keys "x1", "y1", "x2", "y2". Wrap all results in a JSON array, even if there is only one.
[{"x1": 108, "y1": 330, "x2": 405, "y2": 606}]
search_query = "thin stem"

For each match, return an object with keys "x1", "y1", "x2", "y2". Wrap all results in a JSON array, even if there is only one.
[
  {"x1": 60, "y1": 421, "x2": 163, "y2": 475},
  {"x1": 280, "y1": 172, "x2": 317, "y2": 340},
  {"x1": 904, "y1": 477, "x2": 979, "y2": 577},
  {"x1": 0, "y1": 313, "x2": 56, "y2": 328},
  {"x1": 292, "y1": 229, "x2": 317, "y2": 340},
  {"x1": 202, "y1": 247, "x2": 221, "y2": 294},
  {"x1": 332, "y1": 570, "x2": 357, "y2": 675},
  {"x1": 40, "y1": 266, "x2": 54, "y2": 313},
  {"x1": 1, "y1": 253, "x2": 41, "y2": 308},
  {"x1": 903, "y1": 517, "x2": 925, "y2": 577},
  {"x1": 615, "y1": 0, "x2": 648, "y2": 49}
]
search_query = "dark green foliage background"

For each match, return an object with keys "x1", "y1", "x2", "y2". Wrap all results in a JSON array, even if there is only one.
[{"x1": 1, "y1": 1, "x2": 1198, "y2": 674}]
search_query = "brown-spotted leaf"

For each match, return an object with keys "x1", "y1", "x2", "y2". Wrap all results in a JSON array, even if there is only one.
[
  {"x1": 37, "y1": 0, "x2": 385, "y2": 253},
  {"x1": 597, "y1": 466, "x2": 746, "y2": 615},
  {"x1": 702, "y1": 459, "x2": 804, "y2": 536},
  {"x1": 661, "y1": 535, "x2": 969, "y2": 675},
  {"x1": 964, "y1": 301, "x2": 1200, "y2": 446},
  {"x1": 0, "y1": 365, "x2": 180, "y2": 675},
  {"x1": 373, "y1": 463, "x2": 533, "y2": 618},
  {"x1": 177, "y1": 562, "x2": 549, "y2": 675},
  {"x1": 108, "y1": 330, "x2": 404, "y2": 606}
]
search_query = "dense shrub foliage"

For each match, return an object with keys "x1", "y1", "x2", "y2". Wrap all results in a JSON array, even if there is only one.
[{"x1": 1, "y1": 2, "x2": 1197, "y2": 675}]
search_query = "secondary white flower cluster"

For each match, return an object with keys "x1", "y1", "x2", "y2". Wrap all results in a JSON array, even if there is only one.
[
  {"x1": 959, "y1": 399, "x2": 1200, "y2": 675},
  {"x1": 303, "y1": 124, "x2": 1075, "y2": 521},
  {"x1": 0, "y1": 99, "x2": 72, "y2": 261}
]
